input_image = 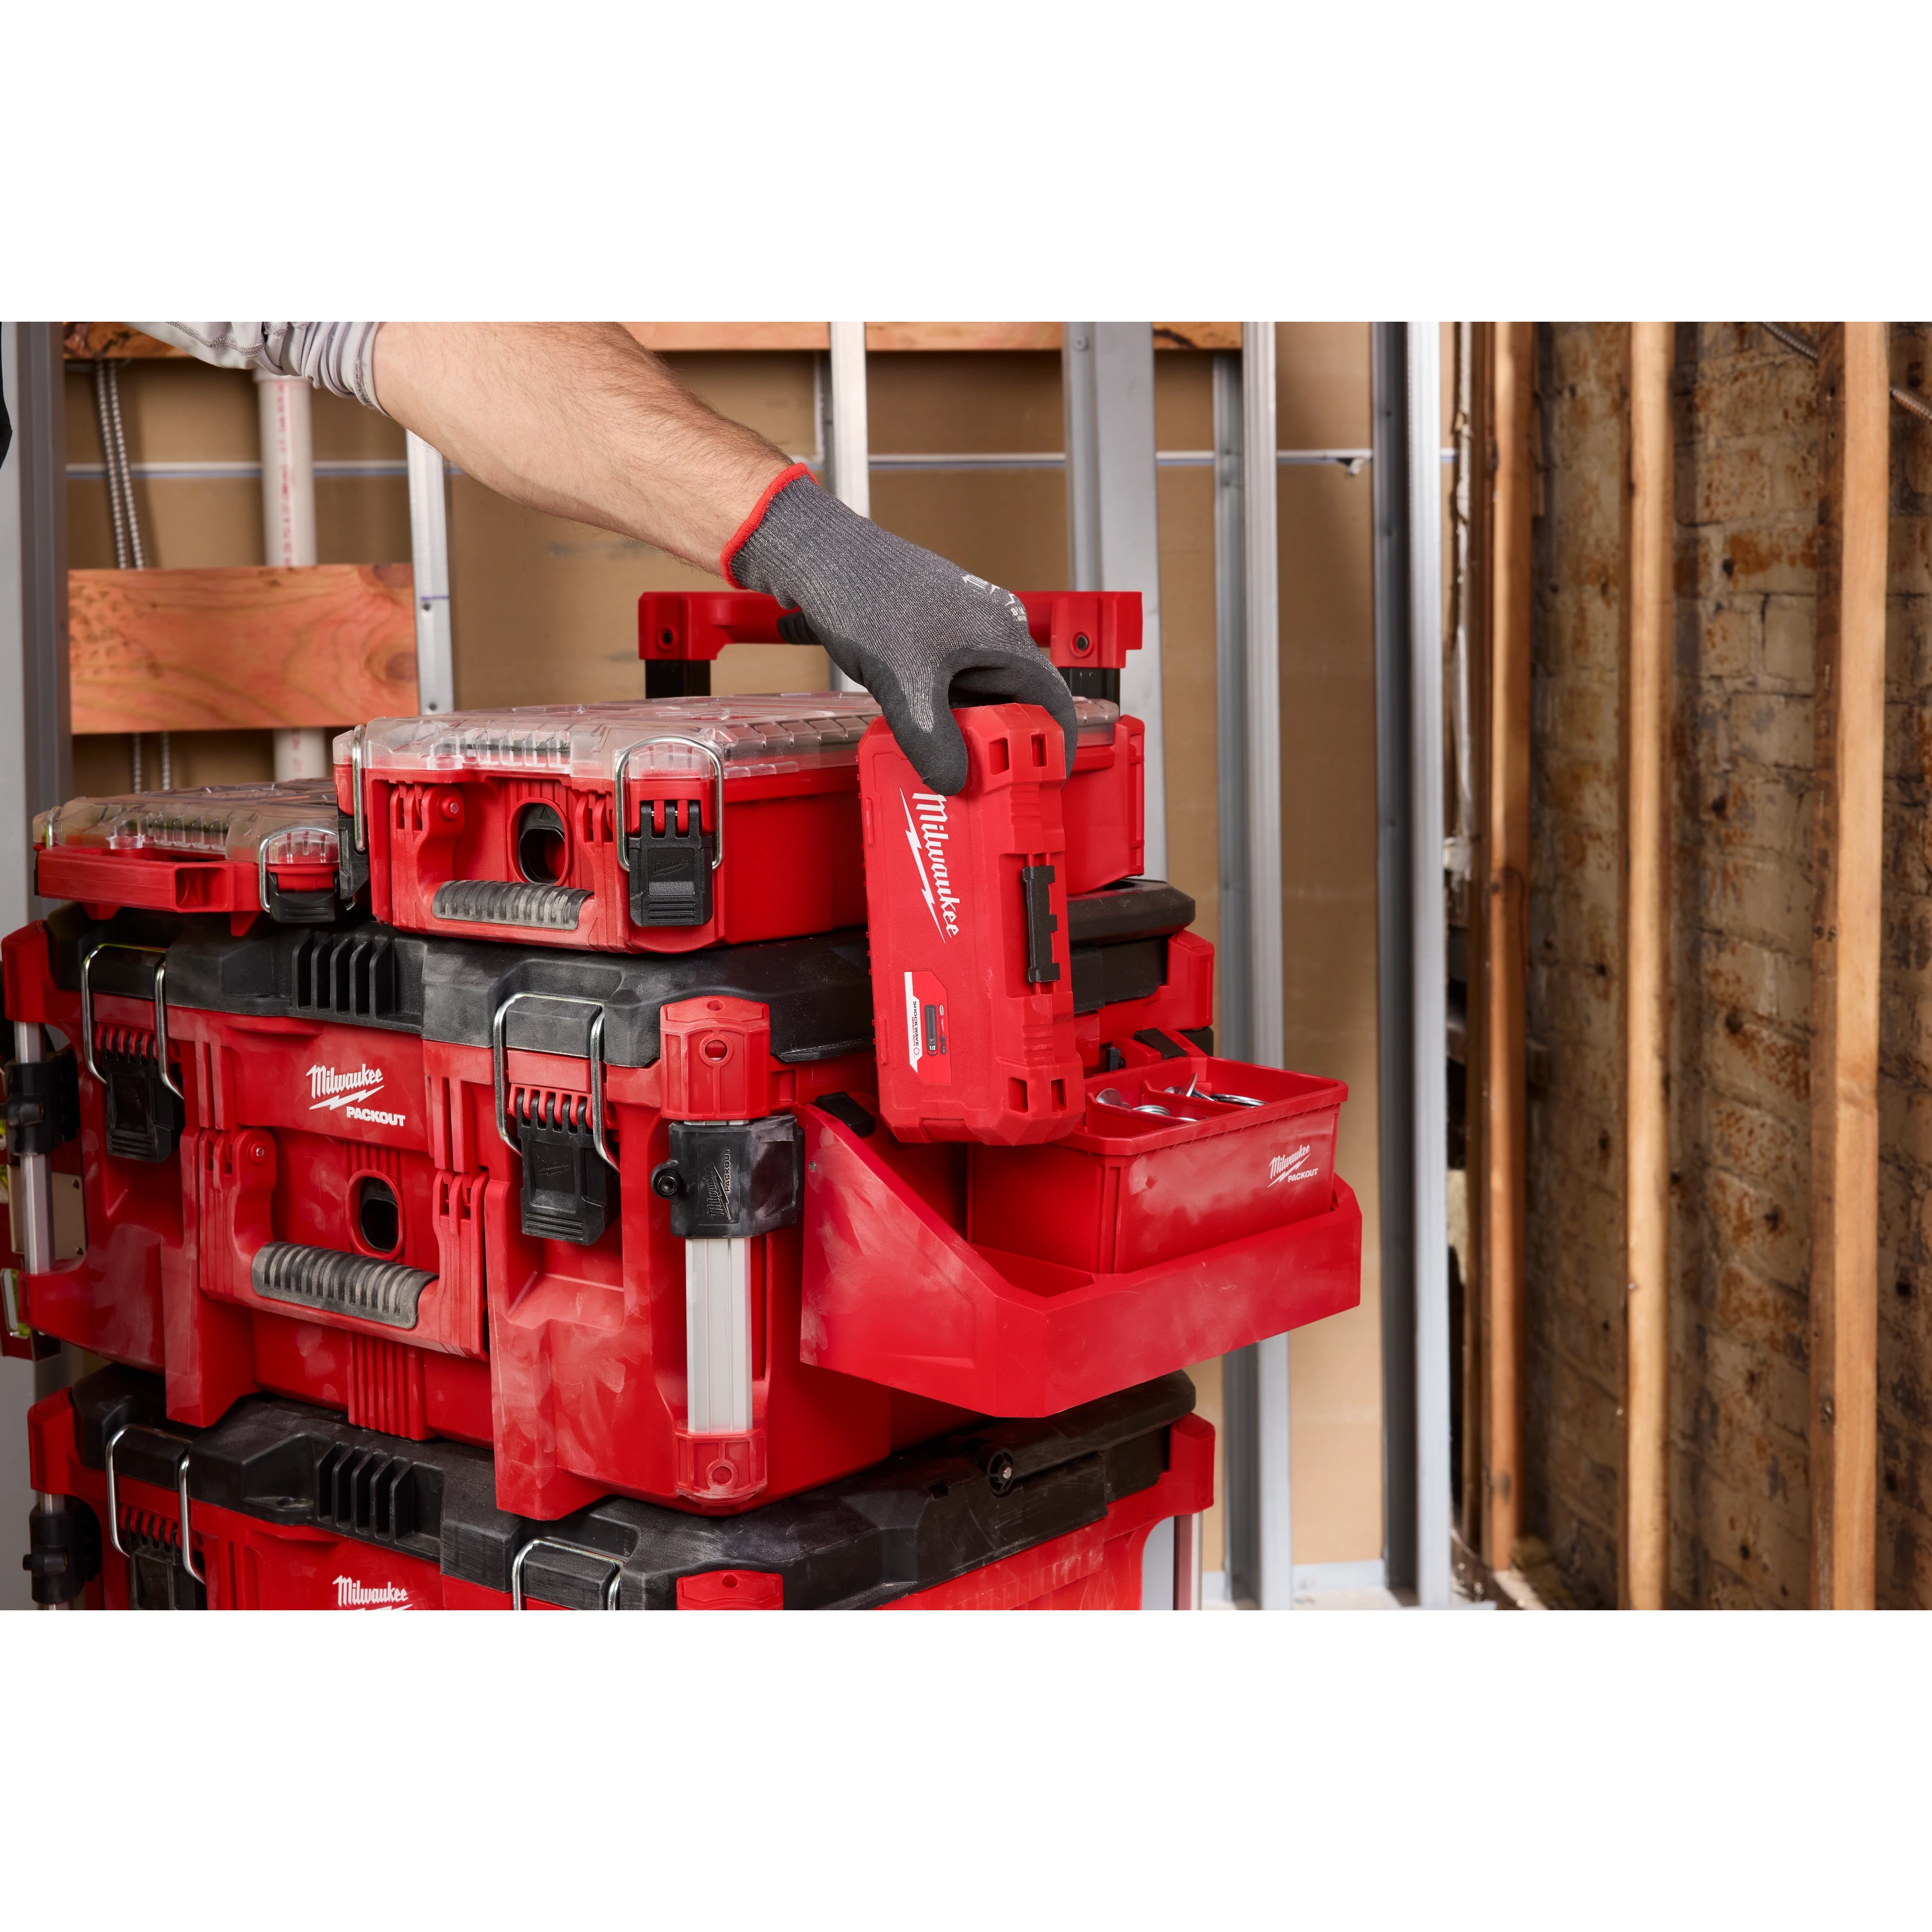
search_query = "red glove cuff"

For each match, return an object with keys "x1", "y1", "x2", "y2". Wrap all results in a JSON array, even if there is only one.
[{"x1": 720, "y1": 462, "x2": 817, "y2": 587}]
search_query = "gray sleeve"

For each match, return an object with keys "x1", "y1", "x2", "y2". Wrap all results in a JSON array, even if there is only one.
[{"x1": 135, "y1": 322, "x2": 385, "y2": 413}]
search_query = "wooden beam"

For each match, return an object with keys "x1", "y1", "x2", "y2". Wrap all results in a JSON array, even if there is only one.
[
  {"x1": 1479, "y1": 322, "x2": 1534, "y2": 1576},
  {"x1": 1621, "y1": 323, "x2": 1675, "y2": 1609},
  {"x1": 69, "y1": 564, "x2": 418, "y2": 735},
  {"x1": 62, "y1": 324, "x2": 186, "y2": 360},
  {"x1": 1808, "y1": 322, "x2": 1889, "y2": 1611}
]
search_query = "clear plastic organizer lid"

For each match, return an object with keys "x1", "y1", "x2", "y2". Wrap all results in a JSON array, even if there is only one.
[
  {"x1": 37, "y1": 779, "x2": 341, "y2": 868},
  {"x1": 334, "y1": 693, "x2": 1119, "y2": 784}
]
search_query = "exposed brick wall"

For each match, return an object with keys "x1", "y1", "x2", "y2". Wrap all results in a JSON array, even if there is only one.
[{"x1": 1525, "y1": 322, "x2": 1932, "y2": 1608}]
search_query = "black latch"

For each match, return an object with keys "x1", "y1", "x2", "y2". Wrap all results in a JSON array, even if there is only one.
[
  {"x1": 626, "y1": 799, "x2": 714, "y2": 929},
  {"x1": 99, "y1": 1039, "x2": 183, "y2": 1164},
  {"x1": 514, "y1": 1091, "x2": 616, "y2": 1246},
  {"x1": 23, "y1": 1502, "x2": 100, "y2": 1607},
  {"x1": 335, "y1": 806, "x2": 370, "y2": 908},
  {"x1": 652, "y1": 1114, "x2": 802, "y2": 1240},
  {"x1": 265, "y1": 869, "x2": 341, "y2": 927},
  {"x1": 3, "y1": 1050, "x2": 80, "y2": 1155},
  {"x1": 1021, "y1": 865, "x2": 1061, "y2": 985}
]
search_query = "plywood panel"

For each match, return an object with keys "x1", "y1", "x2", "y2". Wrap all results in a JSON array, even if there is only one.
[
  {"x1": 1276, "y1": 455, "x2": 1385, "y2": 1566},
  {"x1": 69, "y1": 564, "x2": 417, "y2": 733}
]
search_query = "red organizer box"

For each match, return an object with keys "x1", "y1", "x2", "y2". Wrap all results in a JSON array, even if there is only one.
[
  {"x1": 797, "y1": 1060, "x2": 1358, "y2": 1416},
  {"x1": 33, "y1": 781, "x2": 343, "y2": 929},
  {"x1": 336, "y1": 689, "x2": 1139, "y2": 955},
  {"x1": 857, "y1": 704, "x2": 1085, "y2": 1146}
]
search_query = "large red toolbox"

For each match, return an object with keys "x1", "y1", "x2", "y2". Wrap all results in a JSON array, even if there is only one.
[
  {"x1": 25, "y1": 1361, "x2": 1209, "y2": 1610},
  {"x1": 334, "y1": 688, "x2": 1139, "y2": 955}
]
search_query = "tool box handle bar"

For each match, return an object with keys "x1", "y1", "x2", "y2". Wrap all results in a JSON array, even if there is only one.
[
  {"x1": 80, "y1": 941, "x2": 182, "y2": 1099},
  {"x1": 491, "y1": 992, "x2": 617, "y2": 1173},
  {"x1": 638, "y1": 589, "x2": 1142, "y2": 667},
  {"x1": 104, "y1": 1423, "x2": 204, "y2": 1582},
  {"x1": 511, "y1": 1535, "x2": 624, "y2": 1610},
  {"x1": 611, "y1": 735, "x2": 726, "y2": 876}
]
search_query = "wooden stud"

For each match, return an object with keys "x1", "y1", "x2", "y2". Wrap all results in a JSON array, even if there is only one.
[
  {"x1": 68, "y1": 563, "x2": 418, "y2": 735},
  {"x1": 1621, "y1": 323, "x2": 1675, "y2": 1609},
  {"x1": 1478, "y1": 322, "x2": 1534, "y2": 1575},
  {"x1": 1808, "y1": 323, "x2": 1889, "y2": 1611}
]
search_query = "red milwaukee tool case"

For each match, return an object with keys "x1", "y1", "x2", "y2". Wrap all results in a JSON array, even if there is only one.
[
  {"x1": 28, "y1": 1360, "x2": 1209, "y2": 1610},
  {"x1": 856, "y1": 703, "x2": 1084, "y2": 1145},
  {"x1": 334, "y1": 689, "x2": 1138, "y2": 955}
]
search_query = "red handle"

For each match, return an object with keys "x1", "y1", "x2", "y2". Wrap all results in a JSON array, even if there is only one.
[{"x1": 638, "y1": 590, "x2": 1142, "y2": 668}]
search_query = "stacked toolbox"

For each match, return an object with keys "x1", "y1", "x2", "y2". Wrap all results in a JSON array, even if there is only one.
[{"x1": 9, "y1": 588, "x2": 1363, "y2": 1610}]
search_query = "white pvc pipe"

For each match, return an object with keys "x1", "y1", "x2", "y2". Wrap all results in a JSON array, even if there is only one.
[
  {"x1": 826, "y1": 324, "x2": 869, "y2": 694},
  {"x1": 257, "y1": 372, "x2": 328, "y2": 781}
]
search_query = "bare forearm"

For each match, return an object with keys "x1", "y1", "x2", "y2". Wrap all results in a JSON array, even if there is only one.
[{"x1": 371, "y1": 323, "x2": 790, "y2": 571}]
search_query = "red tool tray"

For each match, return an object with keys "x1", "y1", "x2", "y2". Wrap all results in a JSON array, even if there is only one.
[{"x1": 797, "y1": 1065, "x2": 1358, "y2": 1416}]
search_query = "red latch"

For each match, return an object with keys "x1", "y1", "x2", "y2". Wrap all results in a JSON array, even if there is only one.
[
  {"x1": 675, "y1": 1569, "x2": 784, "y2": 1610},
  {"x1": 659, "y1": 995, "x2": 773, "y2": 1121}
]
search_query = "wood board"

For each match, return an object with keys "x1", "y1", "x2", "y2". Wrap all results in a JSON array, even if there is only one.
[{"x1": 69, "y1": 563, "x2": 418, "y2": 733}]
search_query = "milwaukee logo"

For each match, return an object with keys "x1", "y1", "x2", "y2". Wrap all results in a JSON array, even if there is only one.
[
  {"x1": 333, "y1": 1576, "x2": 412, "y2": 1609},
  {"x1": 308, "y1": 1063, "x2": 406, "y2": 1127},
  {"x1": 310, "y1": 1063, "x2": 384, "y2": 1107},
  {"x1": 901, "y1": 791, "x2": 963, "y2": 939},
  {"x1": 698, "y1": 1150, "x2": 734, "y2": 1222},
  {"x1": 1269, "y1": 1145, "x2": 1316, "y2": 1187}
]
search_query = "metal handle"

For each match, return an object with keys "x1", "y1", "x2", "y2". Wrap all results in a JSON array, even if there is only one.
[
  {"x1": 511, "y1": 1535, "x2": 624, "y2": 1610},
  {"x1": 612, "y1": 734, "x2": 726, "y2": 875},
  {"x1": 350, "y1": 724, "x2": 367, "y2": 854},
  {"x1": 491, "y1": 992, "x2": 616, "y2": 1172},
  {"x1": 80, "y1": 941, "x2": 181, "y2": 1099},
  {"x1": 104, "y1": 1422, "x2": 201, "y2": 1580},
  {"x1": 258, "y1": 824, "x2": 339, "y2": 914}
]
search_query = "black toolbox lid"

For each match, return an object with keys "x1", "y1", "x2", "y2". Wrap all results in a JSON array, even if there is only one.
[{"x1": 63, "y1": 1365, "x2": 1194, "y2": 1610}]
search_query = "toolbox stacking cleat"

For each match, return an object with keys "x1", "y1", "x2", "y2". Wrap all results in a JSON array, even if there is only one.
[
  {"x1": 28, "y1": 1361, "x2": 1210, "y2": 1610},
  {"x1": 336, "y1": 688, "x2": 1136, "y2": 957},
  {"x1": 35, "y1": 780, "x2": 346, "y2": 929}
]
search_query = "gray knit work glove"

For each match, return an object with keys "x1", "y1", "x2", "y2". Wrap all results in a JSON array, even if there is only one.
[
  {"x1": 725, "y1": 467, "x2": 1079, "y2": 796},
  {"x1": 135, "y1": 323, "x2": 384, "y2": 412}
]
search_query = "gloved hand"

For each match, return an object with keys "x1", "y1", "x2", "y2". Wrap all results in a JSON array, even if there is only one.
[
  {"x1": 135, "y1": 323, "x2": 384, "y2": 411},
  {"x1": 724, "y1": 465, "x2": 1079, "y2": 796}
]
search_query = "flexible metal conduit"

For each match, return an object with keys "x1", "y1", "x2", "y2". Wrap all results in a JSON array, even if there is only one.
[
  {"x1": 94, "y1": 362, "x2": 170, "y2": 789},
  {"x1": 1762, "y1": 322, "x2": 1932, "y2": 426}
]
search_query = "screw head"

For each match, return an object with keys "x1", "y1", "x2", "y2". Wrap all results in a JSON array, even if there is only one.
[
  {"x1": 985, "y1": 1449, "x2": 1017, "y2": 1495},
  {"x1": 1072, "y1": 632, "x2": 1093, "y2": 655},
  {"x1": 650, "y1": 1162, "x2": 682, "y2": 1200}
]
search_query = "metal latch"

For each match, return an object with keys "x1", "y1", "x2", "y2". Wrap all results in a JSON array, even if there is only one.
[
  {"x1": 614, "y1": 735, "x2": 724, "y2": 929},
  {"x1": 80, "y1": 942, "x2": 184, "y2": 1164},
  {"x1": 491, "y1": 992, "x2": 619, "y2": 1245}
]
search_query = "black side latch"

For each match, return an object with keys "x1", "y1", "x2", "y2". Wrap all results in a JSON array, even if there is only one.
[
  {"x1": 652, "y1": 1115, "x2": 802, "y2": 1240},
  {"x1": 335, "y1": 807, "x2": 371, "y2": 908},
  {"x1": 264, "y1": 869, "x2": 341, "y2": 926},
  {"x1": 99, "y1": 1039, "x2": 183, "y2": 1165},
  {"x1": 24, "y1": 1501, "x2": 100, "y2": 1607},
  {"x1": 627, "y1": 799, "x2": 714, "y2": 929},
  {"x1": 1021, "y1": 865, "x2": 1062, "y2": 985},
  {"x1": 514, "y1": 1091, "x2": 616, "y2": 1246},
  {"x1": 3, "y1": 1050, "x2": 80, "y2": 1155}
]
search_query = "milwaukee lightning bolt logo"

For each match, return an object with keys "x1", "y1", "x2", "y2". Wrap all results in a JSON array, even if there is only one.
[
  {"x1": 308, "y1": 1063, "x2": 407, "y2": 1128},
  {"x1": 1268, "y1": 1144, "x2": 1316, "y2": 1187},
  {"x1": 698, "y1": 1149, "x2": 734, "y2": 1222},
  {"x1": 901, "y1": 790, "x2": 963, "y2": 939}
]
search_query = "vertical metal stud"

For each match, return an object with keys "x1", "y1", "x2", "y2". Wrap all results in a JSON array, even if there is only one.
[
  {"x1": 407, "y1": 430, "x2": 454, "y2": 714},
  {"x1": 825, "y1": 322, "x2": 870, "y2": 693},
  {"x1": 1213, "y1": 350, "x2": 1251, "y2": 1062}
]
